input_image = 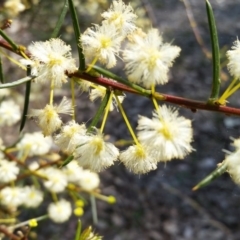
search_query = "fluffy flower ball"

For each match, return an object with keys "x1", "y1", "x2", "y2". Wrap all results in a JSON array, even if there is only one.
[
  {"x1": 137, "y1": 104, "x2": 193, "y2": 162},
  {"x1": 25, "y1": 38, "x2": 76, "y2": 87},
  {"x1": 48, "y1": 199, "x2": 72, "y2": 223},
  {"x1": 227, "y1": 39, "x2": 240, "y2": 79},
  {"x1": 123, "y1": 29, "x2": 181, "y2": 88}
]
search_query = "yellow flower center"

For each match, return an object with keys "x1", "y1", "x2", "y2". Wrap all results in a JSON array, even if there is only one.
[
  {"x1": 135, "y1": 145, "x2": 146, "y2": 160},
  {"x1": 66, "y1": 126, "x2": 79, "y2": 137},
  {"x1": 91, "y1": 137, "x2": 104, "y2": 155},
  {"x1": 159, "y1": 122, "x2": 173, "y2": 140},
  {"x1": 100, "y1": 36, "x2": 112, "y2": 49},
  {"x1": 48, "y1": 54, "x2": 64, "y2": 67},
  {"x1": 147, "y1": 49, "x2": 160, "y2": 70},
  {"x1": 110, "y1": 13, "x2": 124, "y2": 27},
  {"x1": 44, "y1": 105, "x2": 57, "y2": 123}
]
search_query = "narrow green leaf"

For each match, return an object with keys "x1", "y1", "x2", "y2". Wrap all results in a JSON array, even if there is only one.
[
  {"x1": 90, "y1": 195, "x2": 98, "y2": 224},
  {"x1": 92, "y1": 65, "x2": 151, "y2": 97},
  {"x1": 87, "y1": 90, "x2": 111, "y2": 132},
  {"x1": 74, "y1": 220, "x2": 82, "y2": 240},
  {"x1": 0, "y1": 55, "x2": 4, "y2": 83},
  {"x1": 206, "y1": 0, "x2": 221, "y2": 101},
  {"x1": 20, "y1": 66, "x2": 31, "y2": 132},
  {"x1": 192, "y1": 161, "x2": 227, "y2": 191},
  {"x1": 60, "y1": 155, "x2": 74, "y2": 168},
  {"x1": 0, "y1": 29, "x2": 18, "y2": 51},
  {"x1": 68, "y1": 0, "x2": 85, "y2": 71},
  {"x1": 51, "y1": 0, "x2": 69, "y2": 38},
  {"x1": 0, "y1": 76, "x2": 33, "y2": 88}
]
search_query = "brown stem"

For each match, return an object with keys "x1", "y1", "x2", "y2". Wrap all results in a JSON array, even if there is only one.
[
  {"x1": 0, "y1": 157, "x2": 62, "y2": 190},
  {"x1": 0, "y1": 39, "x2": 28, "y2": 56},
  {"x1": 71, "y1": 71, "x2": 240, "y2": 117},
  {"x1": 0, "y1": 39, "x2": 16, "y2": 52},
  {"x1": 0, "y1": 226, "x2": 20, "y2": 240}
]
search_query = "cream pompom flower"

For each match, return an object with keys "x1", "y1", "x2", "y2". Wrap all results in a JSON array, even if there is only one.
[
  {"x1": 54, "y1": 121, "x2": 87, "y2": 153},
  {"x1": 137, "y1": 104, "x2": 193, "y2": 162},
  {"x1": 224, "y1": 138, "x2": 240, "y2": 184},
  {"x1": 80, "y1": 23, "x2": 123, "y2": 68},
  {"x1": 42, "y1": 167, "x2": 68, "y2": 193},
  {"x1": 27, "y1": 38, "x2": 76, "y2": 87},
  {"x1": 29, "y1": 97, "x2": 73, "y2": 136},
  {"x1": 0, "y1": 100, "x2": 21, "y2": 126},
  {"x1": 231, "y1": 137, "x2": 240, "y2": 151},
  {"x1": 123, "y1": 29, "x2": 181, "y2": 89},
  {"x1": 226, "y1": 39, "x2": 240, "y2": 79},
  {"x1": 101, "y1": 0, "x2": 137, "y2": 36},
  {"x1": 22, "y1": 186, "x2": 44, "y2": 208},
  {"x1": 119, "y1": 144, "x2": 157, "y2": 174},
  {"x1": 63, "y1": 160, "x2": 84, "y2": 183},
  {"x1": 48, "y1": 199, "x2": 72, "y2": 223},
  {"x1": 225, "y1": 151, "x2": 240, "y2": 184},
  {"x1": 73, "y1": 130, "x2": 119, "y2": 172},
  {"x1": 78, "y1": 170, "x2": 100, "y2": 191},
  {"x1": 4, "y1": 0, "x2": 25, "y2": 17},
  {"x1": 0, "y1": 159, "x2": 19, "y2": 183},
  {"x1": 0, "y1": 187, "x2": 26, "y2": 208},
  {"x1": 16, "y1": 132, "x2": 52, "y2": 156}
]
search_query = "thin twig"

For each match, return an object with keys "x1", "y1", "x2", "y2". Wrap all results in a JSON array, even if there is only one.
[
  {"x1": 182, "y1": 0, "x2": 211, "y2": 59},
  {"x1": 0, "y1": 226, "x2": 20, "y2": 240},
  {"x1": 140, "y1": 0, "x2": 158, "y2": 28},
  {"x1": 161, "y1": 182, "x2": 231, "y2": 234}
]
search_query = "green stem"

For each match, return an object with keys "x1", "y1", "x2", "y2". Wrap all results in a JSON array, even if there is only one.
[
  {"x1": 87, "y1": 90, "x2": 111, "y2": 132},
  {"x1": 100, "y1": 91, "x2": 113, "y2": 133},
  {"x1": 206, "y1": 0, "x2": 220, "y2": 101},
  {"x1": 85, "y1": 56, "x2": 98, "y2": 73},
  {"x1": 192, "y1": 161, "x2": 227, "y2": 190},
  {"x1": 74, "y1": 220, "x2": 82, "y2": 240},
  {"x1": 0, "y1": 29, "x2": 18, "y2": 51},
  {"x1": 51, "y1": 0, "x2": 69, "y2": 38},
  {"x1": 49, "y1": 78, "x2": 54, "y2": 105},
  {"x1": 0, "y1": 76, "x2": 33, "y2": 88},
  {"x1": 223, "y1": 81, "x2": 240, "y2": 99},
  {"x1": 68, "y1": 0, "x2": 85, "y2": 71},
  {"x1": 11, "y1": 215, "x2": 48, "y2": 229},
  {"x1": 60, "y1": 155, "x2": 74, "y2": 168},
  {"x1": 51, "y1": 192, "x2": 58, "y2": 202},
  {"x1": 218, "y1": 77, "x2": 238, "y2": 104},
  {"x1": 71, "y1": 79, "x2": 76, "y2": 120},
  {"x1": 151, "y1": 85, "x2": 160, "y2": 111},
  {"x1": 90, "y1": 195, "x2": 98, "y2": 224},
  {"x1": 115, "y1": 93, "x2": 139, "y2": 145},
  {"x1": 20, "y1": 66, "x2": 31, "y2": 132},
  {"x1": 92, "y1": 65, "x2": 150, "y2": 96},
  {"x1": 0, "y1": 55, "x2": 4, "y2": 83}
]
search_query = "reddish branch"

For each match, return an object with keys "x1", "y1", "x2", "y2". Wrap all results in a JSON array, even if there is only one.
[
  {"x1": 0, "y1": 153, "x2": 62, "y2": 190},
  {"x1": 71, "y1": 71, "x2": 240, "y2": 117},
  {"x1": 0, "y1": 226, "x2": 20, "y2": 240},
  {"x1": 1, "y1": 38, "x2": 240, "y2": 116}
]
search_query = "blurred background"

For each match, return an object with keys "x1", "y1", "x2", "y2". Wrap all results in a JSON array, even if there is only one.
[{"x1": 1, "y1": 0, "x2": 240, "y2": 239}]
